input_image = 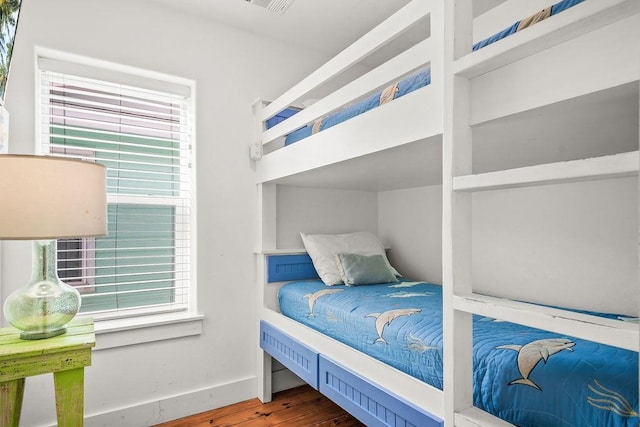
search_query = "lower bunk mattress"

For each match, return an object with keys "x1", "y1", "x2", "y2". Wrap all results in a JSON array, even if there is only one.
[{"x1": 278, "y1": 280, "x2": 639, "y2": 427}]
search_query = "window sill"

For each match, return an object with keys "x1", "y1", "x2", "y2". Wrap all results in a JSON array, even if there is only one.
[{"x1": 93, "y1": 312, "x2": 204, "y2": 350}]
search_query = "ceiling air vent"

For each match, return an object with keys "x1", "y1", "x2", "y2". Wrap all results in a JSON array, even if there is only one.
[{"x1": 245, "y1": 0, "x2": 295, "y2": 15}]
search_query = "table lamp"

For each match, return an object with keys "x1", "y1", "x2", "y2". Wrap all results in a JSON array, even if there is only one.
[{"x1": 0, "y1": 155, "x2": 107, "y2": 339}]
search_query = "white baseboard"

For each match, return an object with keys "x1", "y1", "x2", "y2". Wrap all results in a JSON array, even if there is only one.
[
  {"x1": 83, "y1": 376, "x2": 257, "y2": 427},
  {"x1": 59, "y1": 371, "x2": 303, "y2": 427}
]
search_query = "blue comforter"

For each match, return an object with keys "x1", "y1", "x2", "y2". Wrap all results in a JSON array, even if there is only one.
[
  {"x1": 279, "y1": 280, "x2": 638, "y2": 427},
  {"x1": 283, "y1": 0, "x2": 585, "y2": 146}
]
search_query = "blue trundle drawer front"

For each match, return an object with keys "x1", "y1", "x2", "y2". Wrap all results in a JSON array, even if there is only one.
[
  {"x1": 319, "y1": 355, "x2": 443, "y2": 427},
  {"x1": 260, "y1": 321, "x2": 319, "y2": 389}
]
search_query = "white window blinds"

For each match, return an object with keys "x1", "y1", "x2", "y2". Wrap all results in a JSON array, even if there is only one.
[{"x1": 39, "y1": 64, "x2": 194, "y2": 320}]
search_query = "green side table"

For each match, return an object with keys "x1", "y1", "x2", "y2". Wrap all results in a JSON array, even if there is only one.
[{"x1": 0, "y1": 317, "x2": 95, "y2": 427}]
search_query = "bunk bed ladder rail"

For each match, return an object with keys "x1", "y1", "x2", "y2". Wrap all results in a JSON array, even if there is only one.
[
  {"x1": 443, "y1": 1, "x2": 640, "y2": 426},
  {"x1": 442, "y1": 0, "x2": 475, "y2": 425}
]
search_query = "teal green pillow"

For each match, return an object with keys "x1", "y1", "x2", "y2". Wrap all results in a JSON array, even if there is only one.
[{"x1": 336, "y1": 253, "x2": 397, "y2": 286}]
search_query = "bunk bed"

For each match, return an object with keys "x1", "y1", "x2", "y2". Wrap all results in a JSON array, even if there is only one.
[{"x1": 254, "y1": 0, "x2": 640, "y2": 426}]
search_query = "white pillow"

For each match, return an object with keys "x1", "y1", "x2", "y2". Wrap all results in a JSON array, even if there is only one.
[{"x1": 300, "y1": 231, "x2": 400, "y2": 286}]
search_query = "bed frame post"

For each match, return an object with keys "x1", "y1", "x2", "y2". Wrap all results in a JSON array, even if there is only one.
[
  {"x1": 442, "y1": 0, "x2": 474, "y2": 425},
  {"x1": 256, "y1": 182, "x2": 277, "y2": 403}
]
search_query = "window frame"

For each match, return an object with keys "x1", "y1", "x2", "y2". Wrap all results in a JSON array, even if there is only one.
[{"x1": 35, "y1": 47, "x2": 198, "y2": 325}]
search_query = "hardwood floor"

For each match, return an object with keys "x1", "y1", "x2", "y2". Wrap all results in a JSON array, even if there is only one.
[{"x1": 153, "y1": 385, "x2": 365, "y2": 427}]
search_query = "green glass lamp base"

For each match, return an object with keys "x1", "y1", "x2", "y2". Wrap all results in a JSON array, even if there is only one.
[
  {"x1": 20, "y1": 327, "x2": 67, "y2": 340},
  {"x1": 3, "y1": 240, "x2": 81, "y2": 341}
]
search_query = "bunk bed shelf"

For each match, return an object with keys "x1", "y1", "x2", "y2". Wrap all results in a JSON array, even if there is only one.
[
  {"x1": 258, "y1": 248, "x2": 307, "y2": 256},
  {"x1": 454, "y1": 0, "x2": 640, "y2": 78},
  {"x1": 452, "y1": 293, "x2": 638, "y2": 351},
  {"x1": 453, "y1": 151, "x2": 639, "y2": 192}
]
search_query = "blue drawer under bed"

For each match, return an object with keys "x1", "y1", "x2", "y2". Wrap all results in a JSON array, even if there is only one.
[
  {"x1": 260, "y1": 321, "x2": 319, "y2": 389},
  {"x1": 260, "y1": 321, "x2": 443, "y2": 427},
  {"x1": 319, "y1": 355, "x2": 443, "y2": 427}
]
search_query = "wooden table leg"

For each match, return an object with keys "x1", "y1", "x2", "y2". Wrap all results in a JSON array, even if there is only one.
[
  {"x1": 0, "y1": 378, "x2": 25, "y2": 427},
  {"x1": 54, "y1": 367, "x2": 85, "y2": 427}
]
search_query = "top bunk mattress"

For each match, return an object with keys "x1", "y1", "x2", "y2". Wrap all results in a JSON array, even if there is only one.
[
  {"x1": 278, "y1": 280, "x2": 638, "y2": 427},
  {"x1": 281, "y1": 0, "x2": 585, "y2": 147}
]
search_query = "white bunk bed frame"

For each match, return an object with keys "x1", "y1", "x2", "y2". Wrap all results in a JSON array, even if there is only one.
[
  {"x1": 252, "y1": 0, "x2": 442, "y2": 189},
  {"x1": 254, "y1": 0, "x2": 640, "y2": 425}
]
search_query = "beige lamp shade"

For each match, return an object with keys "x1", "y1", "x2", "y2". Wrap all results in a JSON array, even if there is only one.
[{"x1": 0, "y1": 154, "x2": 107, "y2": 239}]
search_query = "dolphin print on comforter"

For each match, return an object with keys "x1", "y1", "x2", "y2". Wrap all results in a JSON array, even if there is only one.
[{"x1": 278, "y1": 280, "x2": 638, "y2": 427}]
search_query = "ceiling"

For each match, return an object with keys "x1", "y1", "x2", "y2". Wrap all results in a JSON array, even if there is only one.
[
  {"x1": 144, "y1": 0, "x2": 412, "y2": 58},
  {"x1": 142, "y1": 0, "x2": 506, "y2": 59}
]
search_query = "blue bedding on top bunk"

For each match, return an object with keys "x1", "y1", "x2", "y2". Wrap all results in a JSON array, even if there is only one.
[
  {"x1": 473, "y1": 0, "x2": 584, "y2": 50},
  {"x1": 283, "y1": 0, "x2": 585, "y2": 147},
  {"x1": 279, "y1": 280, "x2": 638, "y2": 427},
  {"x1": 284, "y1": 68, "x2": 431, "y2": 146}
]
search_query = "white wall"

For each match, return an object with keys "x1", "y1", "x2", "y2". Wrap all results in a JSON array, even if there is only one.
[
  {"x1": 1, "y1": 0, "x2": 334, "y2": 425},
  {"x1": 378, "y1": 185, "x2": 443, "y2": 284},
  {"x1": 472, "y1": 177, "x2": 638, "y2": 316},
  {"x1": 377, "y1": 179, "x2": 638, "y2": 316},
  {"x1": 276, "y1": 185, "x2": 379, "y2": 248}
]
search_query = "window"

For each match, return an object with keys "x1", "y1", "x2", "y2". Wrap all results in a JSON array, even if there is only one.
[{"x1": 38, "y1": 56, "x2": 195, "y2": 320}]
